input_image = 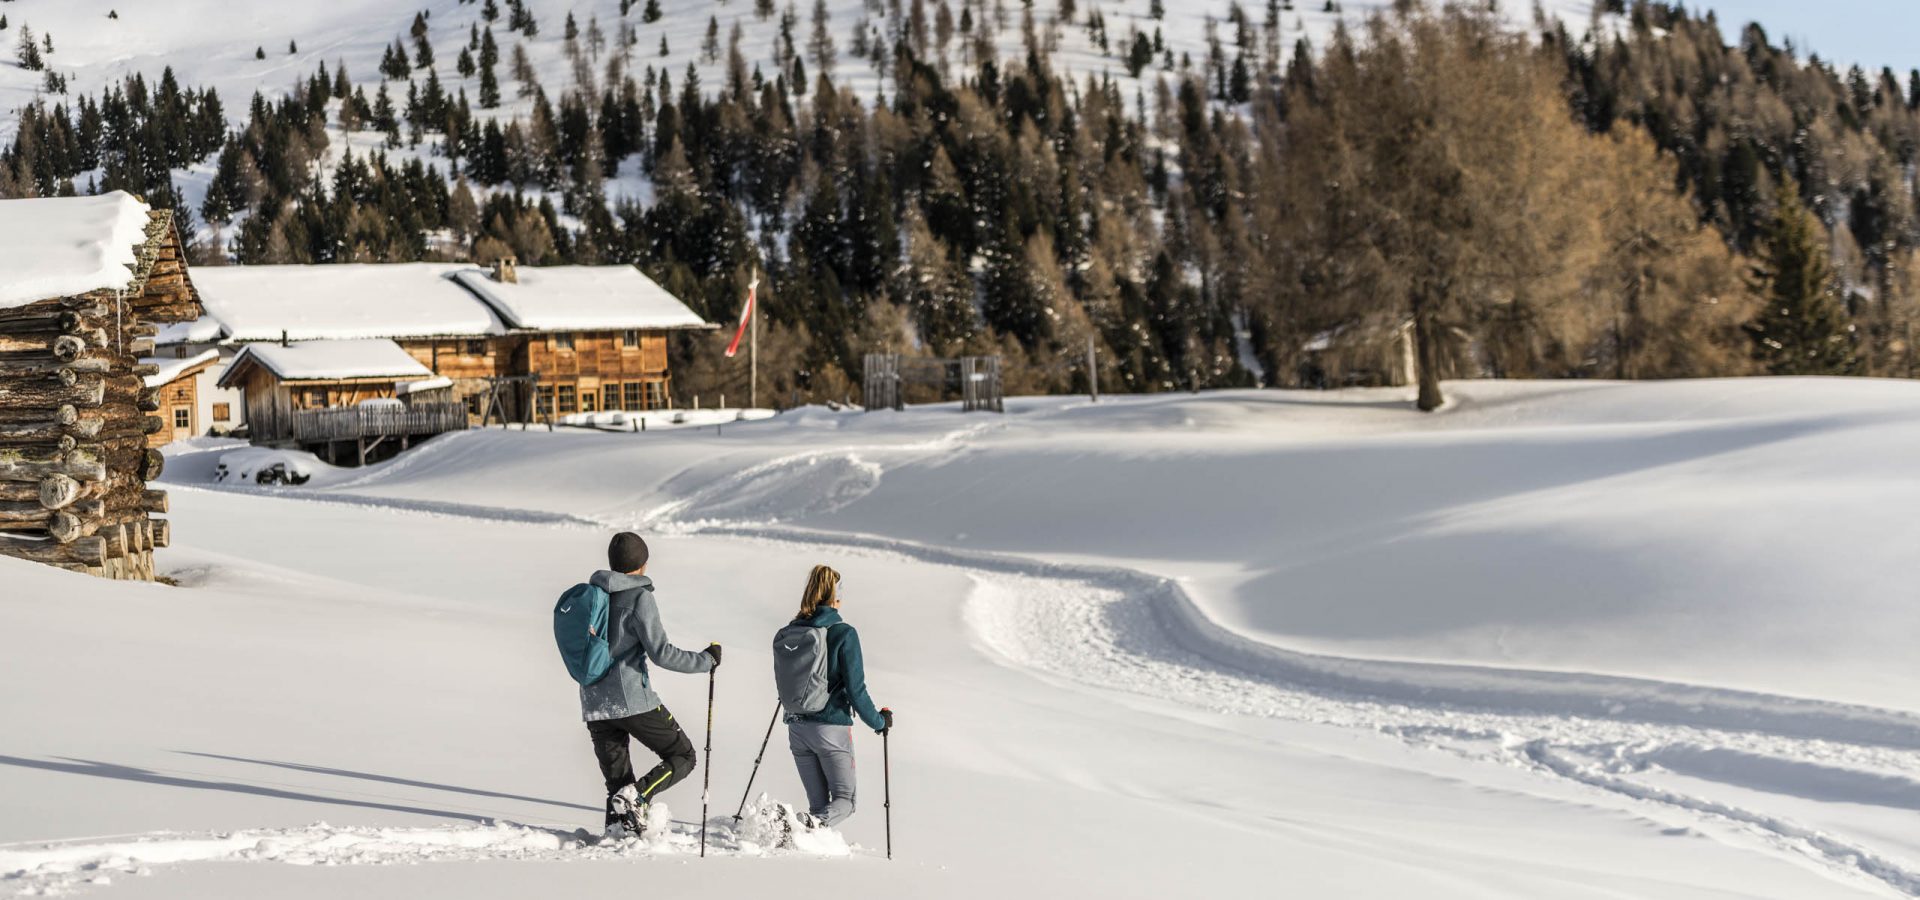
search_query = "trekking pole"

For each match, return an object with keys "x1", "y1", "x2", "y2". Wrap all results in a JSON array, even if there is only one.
[
  {"x1": 882, "y1": 710, "x2": 893, "y2": 860},
  {"x1": 733, "y1": 700, "x2": 783, "y2": 823},
  {"x1": 700, "y1": 650, "x2": 717, "y2": 858}
]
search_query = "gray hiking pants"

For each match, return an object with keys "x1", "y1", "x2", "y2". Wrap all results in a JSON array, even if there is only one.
[{"x1": 787, "y1": 721, "x2": 857, "y2": 826}]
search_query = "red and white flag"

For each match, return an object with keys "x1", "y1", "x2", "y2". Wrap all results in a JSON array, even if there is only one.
[{"x1": 725, "y1": 273, "x2": 758, "y2": 358}]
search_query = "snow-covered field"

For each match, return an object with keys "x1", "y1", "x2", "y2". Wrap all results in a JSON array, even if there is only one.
[{"x1": 5, "y1": 378, "x2": 1920, "y2": 898}]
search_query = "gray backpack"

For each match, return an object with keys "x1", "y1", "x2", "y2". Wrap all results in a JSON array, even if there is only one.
[{"x1": 772, "y1": 622, "x2": 830, "y2": 715}]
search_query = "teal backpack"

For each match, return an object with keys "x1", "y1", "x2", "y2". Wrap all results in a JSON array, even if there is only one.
[{"x1": 553, "y1": 583, "x2": 614, "y2": 685}]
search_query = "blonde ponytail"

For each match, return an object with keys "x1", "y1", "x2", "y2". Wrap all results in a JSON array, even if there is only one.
[{"x1": 798, "y1": 565, "x2": 841, "y2": 617}]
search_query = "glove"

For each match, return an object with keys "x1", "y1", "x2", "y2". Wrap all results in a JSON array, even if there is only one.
[
  {"x1": 877, "y1": 707, "x2": 894, "y2": 734},
  {"x1": 705, "y1": 644, "x2": 723, "y2": 667}
]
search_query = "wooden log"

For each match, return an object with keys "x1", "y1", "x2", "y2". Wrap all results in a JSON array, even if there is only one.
[
  {"x1": 0, "y1": 375, "x2": 106, "y2": 409},
  {"x1": 100, "y1": 523, "x2": 128, "y2": 558},
  {"x1": 0, "y1": 535, "x2": 106, "y2": 566},
  {"x1": 47, "y1": 510, "x2": 86, "y2": 543},
  {"x1": 131, "y1": 363, "x2": 160, "y2": 379},
  {"x1": 0, "y1": 498, "x2": 102, "y2": 523},
  {"x1": 0, "y1": 476, "x2": 108, "y2": 505},
  {"x1": 0, "y1": 305, "x2": 103, "y2": 329},
  {"x1": 140, "y1": 448, "x2": 164, "y2": 481},
  {"x1": 0, "y1": 446, "x2": 107, "y2": 483},
  {"x1": 40, "y1": 474, "x2": 81, "y2": 510},
  {"x1": 151, "y1": 518, "x2": 170, "y2": 549},
  {"x1": 128, "y1": 339, "x2": 156, "y2": 357},
  {"x1": 0, "y1": 333, "x2": 93, "y2": 358},
  {"x1": 140, "y1": 489, "x2": 168, "y2": 514},
  {"x1": 0, "y1": 406, "x2": 79, "y2": 428},
  {"x1": 0, "y1": 358, "x2": 112, "y2": 379}
]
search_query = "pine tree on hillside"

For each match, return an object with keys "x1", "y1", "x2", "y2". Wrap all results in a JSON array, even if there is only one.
[
  {"x1": 289, "y1": 39, "x2": 298, "y2": 54},
  {"x1": 479, "y1": 57, "x2": 501, "y2": 107},
  {"x1": 483, "y1": 0, "x2": 499, "y2": 23},
  {"x1": 17, "y1": 25, "x2": 41, "y2": 71},
  {"x1": 1747, "y1": 182, "x2": 1860, "y2": 375},
  {"x1": 458, "y1": 46, "x2": 475, "y2": 78},
  {"x1": 644, "y1": 0, "x2": 663, "y2": 24},
  {"x1": 254, "y1": 46, "x2": 264, "y2": 60}
]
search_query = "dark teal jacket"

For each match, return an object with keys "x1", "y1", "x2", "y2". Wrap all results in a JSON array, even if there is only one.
[{"x1": 789, "y1": 608, "x2": 886, "y2": 732}]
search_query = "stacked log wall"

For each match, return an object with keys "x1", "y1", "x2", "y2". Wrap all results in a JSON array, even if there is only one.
[{"x1": 0, "y1": 210, "x2": 200, "y2": 580}]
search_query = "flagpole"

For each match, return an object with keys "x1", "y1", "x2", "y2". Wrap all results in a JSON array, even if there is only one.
[{"x1": 749, "y1": 270, "x2": 759, "y2": 410}]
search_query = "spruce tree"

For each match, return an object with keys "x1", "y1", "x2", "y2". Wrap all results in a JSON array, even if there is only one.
[
  {"x1": 479, "y1": 58, "x2": 502, "y2": 107},
  {"x1": 458, "y1": 47, "x2": 475, "y2": 78},
  {"x1": 18, "y1": 25, "x2": 41, "y2": 71},
  {"x1": 1747, "y1": 181, "x2": 1859, "y2": 375},
  {"x1": 644, "y1": 0, "x2": 663, "y2": 24}
]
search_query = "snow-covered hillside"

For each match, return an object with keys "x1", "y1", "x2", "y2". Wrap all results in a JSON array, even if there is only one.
[
  {"x1": 0, "y1": 0, "x2": 1600, "y2": 134},
  {"x1": 0, "y1": 0, "x2": 1602, "y2": 225},
  {"x1": 4, "y1": 378, "x2": 1919, "y2": 898}
]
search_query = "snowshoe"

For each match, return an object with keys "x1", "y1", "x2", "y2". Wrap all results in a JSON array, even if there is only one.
[{"x1": 606, "y1": 784, "x2": 646, "y2": 840}]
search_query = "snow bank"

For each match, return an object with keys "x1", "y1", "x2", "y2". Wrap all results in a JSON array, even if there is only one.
[
  {"x1": 452, "y1": 266, "x2": 709, "y2": 332},
  {"x1": 214, "y1": 448, "x2": 318, "y2": 486},
  {"x1": 191, "y1": 263, "x2": 505, "y2": 341},
  {"x1": 556, "y1": 408, "x2": 775, "y2": 430},
  {"x1": 0, "y1": 191, "x2": 151, "y2": 309}
]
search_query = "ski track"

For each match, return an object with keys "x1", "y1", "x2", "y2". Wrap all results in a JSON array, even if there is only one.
[
  {"x1": 1, "y1": 803, "x2": 849, "y2": 898},
  {"x1": 119, "y1": 434, "x2": 1920, "y2": 897}
]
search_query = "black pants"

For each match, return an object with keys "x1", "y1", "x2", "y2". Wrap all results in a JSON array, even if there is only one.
[{"x1": 588, "y1": 706, "x2": 696, "y2": 822}]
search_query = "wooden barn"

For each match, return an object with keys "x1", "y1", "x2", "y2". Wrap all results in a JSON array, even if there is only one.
[
  {"x1": 217, "y1": 339, "x2": 468, "y2": 466},
  {"x1": 0, "y1": 191, "x2": 203, "y2": 580}
]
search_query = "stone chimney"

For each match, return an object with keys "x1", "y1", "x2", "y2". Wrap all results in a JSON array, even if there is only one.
[{"x1": 491, "y1": 256, "x2": 519, "y2": 284}]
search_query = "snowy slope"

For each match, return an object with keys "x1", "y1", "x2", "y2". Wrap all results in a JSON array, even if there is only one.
[
  {"x1": 5, "y1": 377, "x2": 1918, "y2": 898},
  {"x1": 0, "y1": 0, "x2": 1602, "y2": 149}
]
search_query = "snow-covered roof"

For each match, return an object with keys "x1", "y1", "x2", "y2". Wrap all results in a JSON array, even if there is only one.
[
  {"x1": 452, "y1": 266, "x2": 711, "y2": 332},
  {"x1": 141, "y1": 349, "x2": 220, "y2": 389},
  {"x1": 0, "y1": 192, "x2": 152, "y2": 310},
  {"x1": 396, "y1": 376, "x2": 453, "y2": 395},
  {"x1": 220, "y1": 339, "x2": 433, "y2": 386},
  {"x1": 191, "y1": 263, "x2": 507, "y2": 342},
  {"x1": 154, "y1": 317, "x2": 226, "y2": 346}
]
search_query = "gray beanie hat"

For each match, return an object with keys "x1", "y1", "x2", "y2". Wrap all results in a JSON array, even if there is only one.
[{"x1": 608, "y1": 532, "x2": 650, "y2": 573}]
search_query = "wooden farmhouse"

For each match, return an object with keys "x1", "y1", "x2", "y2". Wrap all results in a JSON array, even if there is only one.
[
  {"x1": 166, "y1": 259, "x2": 713, "y2": 460},
  {"x1": 0, "y1": 191, "x2": 203, "y2": 579},
  {"x1": 142, "y1": 349, "x2": 219, "y2": 448}
]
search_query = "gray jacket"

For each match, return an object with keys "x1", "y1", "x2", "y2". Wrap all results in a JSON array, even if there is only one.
[{"x1": 579, "y1": 571, "x2": 714, "y2": 721}]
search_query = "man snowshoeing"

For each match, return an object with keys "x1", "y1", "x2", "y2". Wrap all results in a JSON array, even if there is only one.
[{"x1": 580, "y1": 532, "x2": 721, "y2": 839}]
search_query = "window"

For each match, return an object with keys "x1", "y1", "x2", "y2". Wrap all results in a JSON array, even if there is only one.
[
  {"x1": 212, "y1": 403, "x2": 231, "y2": 422},
  {"x1": 604, "y1": 384, "x2": 623, "y2": 411},
  {"x1": 173, "y1": 408, "x2": 191, "y2": 430},
  {"x1": 556, "y1": 385, "x2": 577, "y2": 414},
  {"x1": 464, "y1": 340, "x2": 487, "y2": 356},
  {"x1": 536, "y1": 387, "x2": 555, "y2": 416},
  {"x1": 644, "y1": 381, "x2": 668, "y2": 410},
  {"x1": 623, "y1": 383, "x2": 643, "y2": 411},
  {"x1": 554, "y1": 332, "x2": 575, "y2": 351},
  {"x1": 580, "y1": 390, "x2": 597, "y2": 413},
  {"x1": 622, "y1": 329, "x2": 640, "y2": 349}
]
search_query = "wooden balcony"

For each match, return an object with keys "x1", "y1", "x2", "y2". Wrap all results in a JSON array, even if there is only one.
[{"x1": 278, "y1": 402, "x2": 469, "y2": 444}]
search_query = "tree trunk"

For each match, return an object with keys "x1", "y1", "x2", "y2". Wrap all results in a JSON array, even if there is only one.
[{"x1": 1411, "y1": 294, "x2": 1446, "y2": 412}]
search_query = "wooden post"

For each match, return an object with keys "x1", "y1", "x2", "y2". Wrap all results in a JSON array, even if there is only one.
[{"x1": 1086, "y1": 335, "x2": 1099, "y2": 403}]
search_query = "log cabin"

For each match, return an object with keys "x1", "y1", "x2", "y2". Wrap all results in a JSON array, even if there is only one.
[
  {"x1": 174, "y1": 260, "x2": 714, "y2": 436},
  {"x1": 0, "y1": 191, "x2": 204, "y2": 579}
]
